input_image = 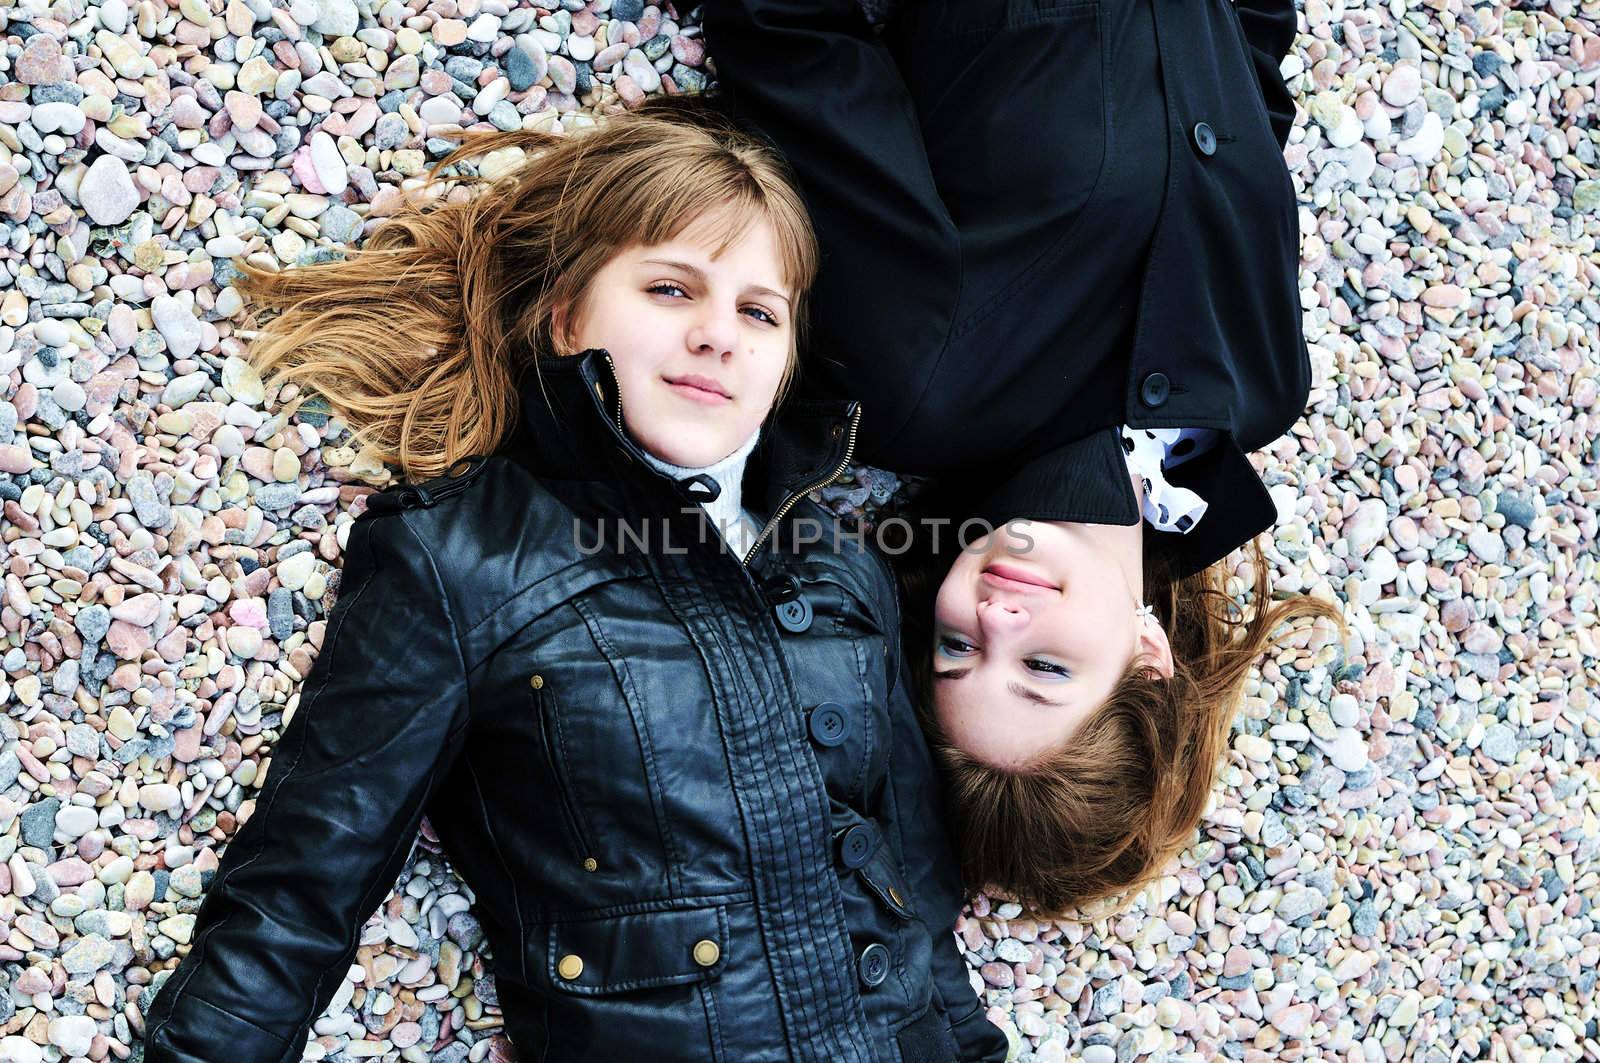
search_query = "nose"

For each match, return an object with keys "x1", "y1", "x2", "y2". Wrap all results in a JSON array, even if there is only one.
[
  {"x1": 687, "y1": 306, "x2": 740, "y2": 360},
  {"x1": 976, "y1": 596, "x2": 1030, "y2": 638}
]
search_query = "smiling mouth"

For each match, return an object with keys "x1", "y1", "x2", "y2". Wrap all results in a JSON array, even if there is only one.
[
  {"x1": 981, "y1": 562, "x2": 1060, "y2": 593},
  {"x1": 663, "y1": 375, "x2": 733, "y2": 403}
]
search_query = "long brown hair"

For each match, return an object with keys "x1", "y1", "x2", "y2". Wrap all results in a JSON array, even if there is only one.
[
  {"x1": 230, "y1": 97, "x2": 817, "y2": 483},
  {"x1": 897, "y1": 515, "x2": 1347, "y2": 919}
]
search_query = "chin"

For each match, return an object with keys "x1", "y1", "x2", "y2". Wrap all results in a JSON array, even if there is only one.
[{"x1": 657, "y1": 435, "x2": 730, "y2": 469}]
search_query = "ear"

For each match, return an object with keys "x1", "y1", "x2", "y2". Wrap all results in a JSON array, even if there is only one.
[
  {"x1": 1136, "y1": 615, "x2": 1176, "y2": 680},
  {"x1": 549, "y1": 302, "x2": 573, "y2": 353}
]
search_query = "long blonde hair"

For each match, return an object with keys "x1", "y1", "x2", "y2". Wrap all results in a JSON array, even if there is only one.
[{"x1": 231, "y1": 98, "x2": 818, "y2": 482}]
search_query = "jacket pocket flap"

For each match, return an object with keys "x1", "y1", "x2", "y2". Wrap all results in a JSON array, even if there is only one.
[
  {"x1": 537, "y1": 905, "x2": 728, "y2": 995},
  {"x1": 857, "y1": 844, "x2": 918, "y2": 921}
]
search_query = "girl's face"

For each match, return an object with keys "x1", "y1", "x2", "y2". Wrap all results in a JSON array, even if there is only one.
[
  {"x1": 929, "y1": 517, "x2": 1175, "y2": 770},
  {"x1": 558, "y1": 211, "x2": 795, "y2": 468}
]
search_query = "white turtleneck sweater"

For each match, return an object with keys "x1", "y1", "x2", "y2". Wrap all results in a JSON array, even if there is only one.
[{"x1": 636, "y1": 427, "x2": 764, "y2": 559}]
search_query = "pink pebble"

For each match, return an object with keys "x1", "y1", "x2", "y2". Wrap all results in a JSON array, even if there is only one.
[
  {"x1": 432, "y1": 17, "x2": 467, "y2": 44},
  {"x1": 1271, "y1": 1002, "x2": 1315, "y2": 1039},
  {"x1": 46, "y1": 857, "x2": 95, "y2": 887},
  {"x1": 980, "y1": 961, "x2": 1013, "y2": 988},
  {"x1": 0, "y1": 445, "x2": 33, "y2": 474},
  {"x1": 292, "y1": 145, "x2": 326, "y2": 194}
]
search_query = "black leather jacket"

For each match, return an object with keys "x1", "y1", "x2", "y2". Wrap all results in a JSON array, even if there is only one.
[{"x1": 139, "y1": 349, "x2": 1007, "y2": 1063}]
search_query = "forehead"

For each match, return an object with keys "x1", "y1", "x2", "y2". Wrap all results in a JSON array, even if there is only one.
[{"x1": 644, "y1": 204, "x2": 767, "y2": 259}]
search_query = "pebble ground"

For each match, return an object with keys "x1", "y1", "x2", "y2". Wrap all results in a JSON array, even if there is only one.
[{"x1": 0, "y1": 0, "x2": 1595, "y2": 1058}]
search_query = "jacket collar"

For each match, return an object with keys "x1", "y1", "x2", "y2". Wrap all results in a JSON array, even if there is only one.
[
  {"x1": 511, "y1": 348, "x2": 861, "y2": 520},
  {"x1": 946, "y1": 426, "x2": 1278, "y2": 580}
]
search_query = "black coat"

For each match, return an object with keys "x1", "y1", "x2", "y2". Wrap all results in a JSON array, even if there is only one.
[
  {"x1": 702, "y1": 0, "x2": 1309, "y2": 577},
  {"x1": 140, "y1": 349, "x2": 1007, "y2": 1063}
]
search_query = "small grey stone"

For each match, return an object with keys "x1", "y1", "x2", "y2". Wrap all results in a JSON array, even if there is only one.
[
  {"x1": 76, "y1": 603, "x2": 111, "y2": 642},
  {"x1": 22, "y1": 798, "x2": 62, "y2": 849},
  {"x1": 126, "y1": 472, "x2": 172, "y2": 529},
  {"x1": 62, "y1": 934, "x2": 117, "y2": 975},
  {"x1": 255, "y1": 482, "x2": 302, "y2": 511},
  {"x1": 1481, "y1": 723, "x2": 1519, "y2": 764},
  {"x1": 320, "y1": 203, "x2": 362, "y2": 243},
  {"x1": 506, "y1": 45, "x2": 542, "y2": 91},
  {"x1": 0, "y1": 751, "x2": 21, "y2": 792},
  {"x1": 1496, "y1": 491, "x2": 1537, "y2": 529},
  {"x1": 1275, "y1": 885, "x2": 1327, "y2": 923},
  {"x1": 65, "y1": 724, "x2": 101, "y2": 759},
  {"x1": 374, "y1": 112, "x2": 408, "y2": 150}
]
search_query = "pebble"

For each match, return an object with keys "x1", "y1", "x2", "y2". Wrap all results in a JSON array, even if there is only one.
[
  {"x1": 152, "y1": 297, "x2": 204, "y2": 360},
  {"x1": 309, "y1": 131, "x2": 349, "y2": 197},
  {"x1": 1480, "y1": 724, "x2": 1519, "y2": 764},
  {"x1": 1398, "y1": 111, "x2": 1445, "y2": 162},
  {"x1": 1381, "y1": 61, "x2": 1421, "y2": 106},
  {"x1": 78, "y1": 155, "x2": 139, "y2": 225},
  {"x1": 310, "y1": 0, "x2": 358, "y2": 36}
]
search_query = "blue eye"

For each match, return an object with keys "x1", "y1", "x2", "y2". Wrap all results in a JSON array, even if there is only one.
[
  {"x1": 647, "y1": 283, "x2": 687, "y2": 298},
  {"x1": 937, "y1": 636, "x2": 975, "y2": 657},
  {"x1": 743, "y1": 305, "x2": 780, "y2": 326},
  {"x1": 1025, "y1": 659, "x2": 1071, "y2": 678}
]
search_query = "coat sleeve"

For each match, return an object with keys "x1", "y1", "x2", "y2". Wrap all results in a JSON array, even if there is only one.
[
  {"x1": 872, "y1": 553, "x2": 1009, "y2": 1063},
  {"x1": 1232, "y1": 0, "x2": 1299, "y2": 150},
  {"x1": 140, "y1": 510, "x2": 472, "y2": 1063},
  {"x1": 698, "y1": 0, "x2": 961, "y2": 382}
]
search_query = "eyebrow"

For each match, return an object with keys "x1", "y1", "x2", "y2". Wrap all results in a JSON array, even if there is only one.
[
  {"x1": 639, "y1": 259, "x2": 792, "y2": 307},
  {"x1": 932, "y1": 669, "x2": 1067, "y2": 708}
]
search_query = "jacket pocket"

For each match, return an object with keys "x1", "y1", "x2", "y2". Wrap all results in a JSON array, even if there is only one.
[
  {"x1": 1219, "y1": 0, "x2": 1298, "y2": 157},
  {"x1": 532, "y1": 904, "x2": 729, "y2": 995},
  {"x1": 522, "y1": 904, "x2": 731, "y2": 1063},
  {"x1": 531, "y1": 681, "x2": 598, "y2": 869}
]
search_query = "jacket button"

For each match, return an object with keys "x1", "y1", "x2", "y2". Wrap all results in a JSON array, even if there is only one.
[
  {"x1": 557, "y1": 954, "x2": 583, "y2": 980},
  {"x1": 857, "y1": 943, "x2": 890, "y2": 988},
  {"x1": 529, "y1": 674, "x2": 544, "y2": 690},
  {"x1": 774, "y1": 594, "x2": 813, "y2": 634},
  {"x1": 1192, "y1": 121, "x2": 1216, "y2": 156},
  {"x1": 808, "y1": 703, "x2": 850, "y2": 747},
  {"x1": 1140, "y1": 372, "x2": 1171, "y2": 408},
  {"x1": 582, "y1": 857, "x2": 598, "y2": 873},
  {"x1": 838, "y1": 824, "x2": 876, "y2": 870},
  {"x1": 692, "y1": 940, "x2": 721, "y2": 967}
]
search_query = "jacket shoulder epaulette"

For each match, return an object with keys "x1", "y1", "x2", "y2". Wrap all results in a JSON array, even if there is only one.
[{"x1": 364, "y1": 454, "x2": 493, "y2": 515}]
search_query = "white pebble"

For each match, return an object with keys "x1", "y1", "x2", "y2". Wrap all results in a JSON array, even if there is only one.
[
  {"x1": 310, "y1": 130, "x2": 348, "y2": 195},
  {"x1": 78, "y1": 155, "x2": 139, "y2": 225}
]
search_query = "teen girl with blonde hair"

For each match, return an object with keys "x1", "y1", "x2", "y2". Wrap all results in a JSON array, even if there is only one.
[{"x1": 141, "y1": 100, "x2": 1007, "y2": 1063}]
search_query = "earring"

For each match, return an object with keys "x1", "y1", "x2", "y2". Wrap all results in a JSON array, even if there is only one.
[{"x1": 1134, "y1": 603, "x2": 1155, "y2": 621}]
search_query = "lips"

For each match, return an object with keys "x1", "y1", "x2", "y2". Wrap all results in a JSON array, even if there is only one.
[
  {"x1": 982, "y1": 562, "x2": 1060, "y2": 592},
  {"x1": 663, "y1": 374, "x2": 732, "y2": 399}
]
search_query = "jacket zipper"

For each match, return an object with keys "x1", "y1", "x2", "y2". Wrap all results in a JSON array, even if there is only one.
[
  {"x1": 740, "y1": 404, "x2": 861, "y2": 568},
  {"x1": 600, "y1": 351, "x2": 625, "y2": 434}
]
